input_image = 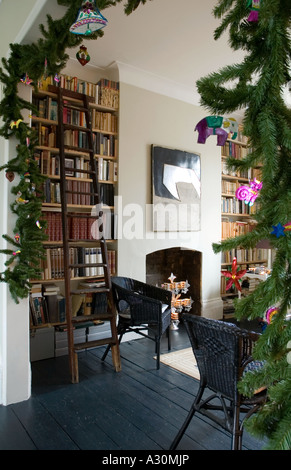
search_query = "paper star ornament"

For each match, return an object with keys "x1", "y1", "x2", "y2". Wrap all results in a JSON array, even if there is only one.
[{"x1": 221, "y1": 257, "x2": 247, "y2": 292}]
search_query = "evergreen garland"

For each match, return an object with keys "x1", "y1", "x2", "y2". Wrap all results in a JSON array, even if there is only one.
[
  {"x1": 0, "y1": 0, "x2": 142, "y2": 302},
  {"x1": 196, "y1": 0, "x2": 291, "y2": 450}
]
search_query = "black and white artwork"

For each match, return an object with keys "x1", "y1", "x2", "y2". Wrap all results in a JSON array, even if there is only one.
[{"x1": 152, "y1": 145, "x2": 201, "y2": 231}]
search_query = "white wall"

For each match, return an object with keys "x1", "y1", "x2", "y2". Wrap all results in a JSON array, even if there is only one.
[
  {"x1": 117, "y1": 82, "x2": 223, "y2": 318},
  {"x1": 0, "y1": 0, "x2": 47, "y2": 405}
]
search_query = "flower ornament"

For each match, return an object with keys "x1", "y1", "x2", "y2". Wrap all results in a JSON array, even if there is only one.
[{"x1": 221, "y1": 257, "x2": 247, "y2": 291}]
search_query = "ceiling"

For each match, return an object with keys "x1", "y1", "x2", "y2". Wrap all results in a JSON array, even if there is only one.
[{"x1": 22, "y1": 0, "x2": 245, "y2": 107}]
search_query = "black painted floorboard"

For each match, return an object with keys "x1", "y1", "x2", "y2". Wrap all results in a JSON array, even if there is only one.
[{"x1": 0, "y1": 322, "x2": 266, "y2": 451}]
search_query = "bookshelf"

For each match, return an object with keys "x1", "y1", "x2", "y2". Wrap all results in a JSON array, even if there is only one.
[
  {"x1": 29, "y1": 75, "x2": 119, "y2": 330},
  {"x1": 220, "y1": 128, "x2": 266, "y2": 316}
]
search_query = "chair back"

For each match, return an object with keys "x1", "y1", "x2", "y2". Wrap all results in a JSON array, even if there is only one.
[
  {"x1": 183, "y1": 314, "x2": 257, "y2": 400},
  {"x1": 111, "y1": 277, "x2": 171, "y2": 327}
]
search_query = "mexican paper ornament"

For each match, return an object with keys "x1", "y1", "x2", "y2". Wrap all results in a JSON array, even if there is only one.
[
  {"x1": 221, "y1": 257, "x2": 247, "y2": 291},
  {"x1": 76, "y1": 45, "x2": 90, "y2": 66},
  {"x1": 235, "y1": 178, "x2": 262, "y2": 206}
]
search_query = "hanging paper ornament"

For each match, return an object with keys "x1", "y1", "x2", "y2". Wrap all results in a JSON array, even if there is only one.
[
  {"x1": 13, "y1": 250, "x2": 21, "y2": 256},
  {"x1": 247, "y1": 0, "x2": 260, "y2": 22},
  {"x1": 265, "y1": 306, "x2": 279, "y2": 324},
  {"x1": 5, "y1": 171, "x2": 15, "y2": 182},
  {"x1": 195, "y1": 116, "x2": 238, "y2": 146},
  {"x1": 271, "y1": 223, "x2": 286, "y2": 238},
  {"x1": 36, "y1": 220, "x2": 42, "y2": 229},
  {"x1": 54, "y1": 74, "x2": 60, "y2": 83},
  {"x1": 221, "y1": 257, "x2": 247, "y2": 291},
  {"x1": 20, "y1": 73, "x2": 32, "y2": 86},
  {"x1": 70, "y1": 1, "x2": 108, "y2": 36},
  {"x1": 43, "y1": 58, "x2": 48, "y2": 80},
  {"x1": 21, "y1": 172, "x2": 30, "y2": 181},
  {"x1": 76, "y1": 45, "x2": 91, "y2": 66},
  {"x1": 10, "y1": 119, "x2": 23, "y2": 129},
  {"x1": 235, "y1": 178, "x2": 262, "y2": 206},
  {"x1": 16, "y1": 192, "x2": 28, "y2": 204},
  {"x1": 283, "y1": 221, "x2": 291, "y2": 231},
  {"x1": 287, "y1": 340, "x2": 291, "y2": 365},
  {"x1": 14, "y1": 234, "x2": 20, "y2": 243}
]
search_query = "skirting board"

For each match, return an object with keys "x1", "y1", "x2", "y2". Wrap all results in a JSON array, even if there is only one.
[{"x1": 201, "y1": 297, "x2": 223, "y2": 320}]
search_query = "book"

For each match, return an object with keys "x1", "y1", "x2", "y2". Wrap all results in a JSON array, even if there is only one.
[{"x1": 43, "y1": 291, "x2": 59, "y2": 323}]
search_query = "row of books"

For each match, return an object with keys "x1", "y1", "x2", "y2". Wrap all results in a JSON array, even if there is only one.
[
  {"x1": 98, "y1": 158, "x2": 118, "y2": 182},
  {"x1": 221, "y1": 161, "x2": 251, "y2": 179},
  {"x1": 236, "y1": 129, "x2": 249, "y2": 144},
  {"x1": 44, "y1": 179, "x2": 112, "y2": 205},
  {"x1": 32, "y1": 95, "x2": 58, "y2": 121},
  {"x1": 100, "y1": 183, "x2": 115, "y2": 207},
  {"x1": 42, "y1": 211, "x2": 117, "y2": 241},
  {"x1": 38, "y1": 247, "x2": 116, "y2": 280},
  {"x1": 221, "y1": 248, "x2": 269, "y2": 264},
  {"x1": 221, "y1": 180, "x2": 238, "y2": 195},
  {"x1": 38, "y1": 74, "x2": 119, "y2": 109},
  {"x1": 42, "y1": 179, "x2": 115, "y2": 207},
  {"x1": 96, "y1": 78, "x2": 119, "y2": 109},
  {"x1": 34, "y1": 118, "x2": 118, "y2": 158},
  {"x1": 221, "y1": 196, "x2": 252, "y2": 215},
  {"x1": 35, "y1": 150, "x2": 118, "y2": 185},
  {"x1": 64, "y1": 128, "x2": 89, "y2": 149},
  {"x1": 221, "y1": 219, "x2": 253, "y2": 239},
  {"x1": 221, "y1": 141, "x2": 251, "y2": 159},
  {"x1": 30, "y1": 283, "x2": 65, "y2": 326},
  {"x1": 35, "y1": 124, "x2": 57, "y2": 148},
  {"x1": 63, "y1": 128, "x2": 118, "y2": 156},
  {"x1": 43, "y1": 179, "x2": 94, "y2": 205},
  {"x1": 95, "y1": 133, "x2": 118, "y2": 157},
  {"x1": 92, "y1": 110, "x2": 118, "y2": 133},
  {"x1": 30, "y1": 282, "x2": 112, "y2": 327}
]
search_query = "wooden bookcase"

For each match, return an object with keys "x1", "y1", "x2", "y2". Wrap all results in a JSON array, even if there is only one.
[
  {"x1": 29, "y1": 75, "x2": 119, "y2": 329},
  {"x1": 220, "y1": 128, "x2": 266, "y2": 316}
]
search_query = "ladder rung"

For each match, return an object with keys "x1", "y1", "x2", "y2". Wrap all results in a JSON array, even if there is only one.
[
  {"x1": 63, "y1": 123, "x2": 91, "y2": 132},
  {"x1": 72, "y1": 313, "x2": 114, "y2": 324},
  {"x1": 67, "y1": 213, "x2": 103, "y2": 219},
  {"x1": 70, "y1": 287, "x2": 109, "y2": 295},
  {"x1": 64, "y1": 144, "x2": 94, "y2": 154},
  {"x1": 63, "y1": 104, "x2": 89, "y2": 114},
  {"x1": 64, "y1": 167, "x2": 95, "y2": 176},
  {"x1": 69, "y1": 262, "x2": 106, "y2": 269},
  {"x1": 67, "y1": 239, "x2": 103, "y2": 244},
  {"x1": 74, "y1": 337, "x2": 116, "y2": 351}
]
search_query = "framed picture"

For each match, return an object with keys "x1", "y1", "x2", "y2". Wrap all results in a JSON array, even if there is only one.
[{"x1": 152, "y1": 145, "x2": 201, "y2": 231}]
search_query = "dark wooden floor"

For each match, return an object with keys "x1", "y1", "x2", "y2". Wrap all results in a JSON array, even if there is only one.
[{"x1": 0, "y1": 320, "x2": 266, "y2": 452}]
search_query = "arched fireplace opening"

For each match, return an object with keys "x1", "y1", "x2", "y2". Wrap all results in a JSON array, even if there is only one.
[{"x1": 146, "y1": 247, "x2": 201, "y2": 316}]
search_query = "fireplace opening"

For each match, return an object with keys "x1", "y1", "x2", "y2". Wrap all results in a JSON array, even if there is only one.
[{"x1": 146, "y1": 247, "x2": 201, "y2": 316}]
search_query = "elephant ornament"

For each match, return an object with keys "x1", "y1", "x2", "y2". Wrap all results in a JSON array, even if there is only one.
[{"x1": 194, "y1": 115, "x2": 238, "y2": 146}]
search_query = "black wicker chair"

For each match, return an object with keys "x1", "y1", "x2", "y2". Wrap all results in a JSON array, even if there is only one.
[
  {"x1": 170, "y1": 314, "x2": 267, "y2": 450},
  {"x1": 101, "y1": 277, "x2": 172, "y2": 369}
]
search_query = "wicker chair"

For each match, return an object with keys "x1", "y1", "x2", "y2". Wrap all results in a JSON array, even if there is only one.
[
  {"x1": 170, "y1": 314, "x2": 267, "y2": 450},
  {"x1": 101, "y1": 277, "x2": 172, "y2": 369}
]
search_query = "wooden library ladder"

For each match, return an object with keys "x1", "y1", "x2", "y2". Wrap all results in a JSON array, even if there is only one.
[{"x1": 54, "y1": 85, "x2": 121, "y2": 383}]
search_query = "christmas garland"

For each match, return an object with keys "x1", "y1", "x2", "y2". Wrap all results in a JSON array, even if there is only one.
[{"x1": 0, "y1": 0, "x2": 145, "y2": 302}]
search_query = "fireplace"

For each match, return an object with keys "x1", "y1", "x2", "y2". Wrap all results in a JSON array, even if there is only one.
[{"x1": 146, "y1": 247, "x2": 201, "y2": 316}]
